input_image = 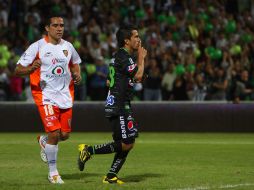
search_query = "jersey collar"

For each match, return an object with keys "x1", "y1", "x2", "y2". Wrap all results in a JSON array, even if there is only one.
[
  {"x1": 44, "y1": 35, "x2": 50, "y2": 43},
  {"x1": 44, "y1": 35, "x2": 63, "y2": 45},
  {"x1": 121, "y1": 47, "x2": 130, "y2": 55}
]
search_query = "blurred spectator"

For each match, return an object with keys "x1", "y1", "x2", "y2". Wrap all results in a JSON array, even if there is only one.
[
  {"x1": 161, "y1": 63, "x2": 176, "y2": 100},
  {"x1": 1, "y1": 0, "x2": 254, "y2": 102},
  {"x1": 207, "y1": 67, "x2": 228, "y2": 100},
  {"x1": 143, "y1": 58, "x2": 162, "y2": 101},
  {"x1": 74, "y1": 65, "x2": 87, "y2": 101},
  {"x1": 192, "y1": 73, "x2": 208, "y2": 101},
  {"x1": 233, "y1": 69, "x2": 254, "y2": 103},
  {"x1": 89, "y1": 56, "x2": 108, "y2": 101},
  {"x1": 171, "y1": 75, "x2": 189, "y2": 101},
  {"x1": 8, "y1": 62, "x2": 24, "y2": 101},
  {"x1": 0, "y1": 2, "x2": 8, "y2": 27},
  {"x1": 185, "y1": 71, "x2": 196, "y2": 99},
  {"x1": 23, "y1": 14, "x2": 40, "y2": 43},
  {"x1": 0, "y1": 66, "x2": 9, "y2": 101}
]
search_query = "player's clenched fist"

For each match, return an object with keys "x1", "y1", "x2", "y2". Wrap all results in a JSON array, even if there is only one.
[
  {"x1": 30, "y1": 59, "x2": 42, "y2": 72},
  {"x1": 72, "y1": 72, "x2": 82, "y2": 85}
]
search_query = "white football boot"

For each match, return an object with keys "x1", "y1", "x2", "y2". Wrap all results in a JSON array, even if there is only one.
[{"x1": 48, "y1": 175, "x2": 64, "y2": 184}]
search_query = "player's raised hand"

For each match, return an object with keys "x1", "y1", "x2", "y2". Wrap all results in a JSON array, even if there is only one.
[{"x1": 138, "y1": 44, "x2": 147, "y2": 60}]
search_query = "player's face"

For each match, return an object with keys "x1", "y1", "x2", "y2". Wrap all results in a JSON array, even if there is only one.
[
  {"x1": 129, "y1": 30, "x2": 141, "y2": 51},
  {"x1": 47, "y1": 17, "x2": 64, "y2": 43}
]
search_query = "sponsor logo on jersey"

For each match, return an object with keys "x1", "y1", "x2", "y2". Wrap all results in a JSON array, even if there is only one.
[
  {"x1": 120, "y1": 116, "x2": 127, "y2": 139},
  {"x1": 127, "y1": 121, "x2": 134, "y2": 131},
  {"x1": 52, "y1": 58, "x2": 66, "y2": 64},
  {"x1": 21, "y1": 52, "x2": 28, "y2": 61},
  {"x1": 105, "y1": 108, "x2": 113, "y2": 112},
  {"x1": 127, "y1": 64, "x2": 137, "y2": 72},
  {"x1": 52, "y1": 66, "x2": 65, "y2": 75},
  {"x1": 128, "y1": 133, "x2": 136, "y2": 137},
  {"x1": 106, "y1": 95, "x2": 115, "y2": 106},
  {"x1": 127, "y1": 115, "x2": 133, "y2": 120},
  {"x1": 129, "y1": 58, "x2": 134, "y2": 64},
  {"x1": 128, "y1": 79, "x2": 134, "y2": 86},
  {"x1": 44, "y1": 52, "x2": 53, "y2": 57},
  {"x1": 46, "y1": 65, "x2": 66, "y2": 78},
  {"x1": 45, "y1": 116, "x2": 57, "y2": 121},
  {"x1": 46, "y1": 121, "x2": 54, "y2": 127},
  {"x1": 63, "y1": 50, "x2": 68, "y2": 57}
]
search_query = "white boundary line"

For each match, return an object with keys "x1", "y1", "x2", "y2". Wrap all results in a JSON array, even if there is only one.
[
  {"x1": 3, "y1": 140, "x2": 253, "y2": 145},
  {"x1": 136, "y1": 140, "x2": 254, "y2": 145},
  {"x1": 1, "y1": 139, "x2": 254, "y2": 146},
  {"x1": 170, "y1": 183, "x2": 254, "y2": 190}
]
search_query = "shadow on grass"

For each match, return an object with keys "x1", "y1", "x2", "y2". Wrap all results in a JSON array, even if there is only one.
[
  {"x1": 61, "y1": 172, "x2": 164, "y2": 183},
  {"x1": 61, "y1": 172, "x2": 101, "y2": 180},
  {"x1": 123, "y1": 173, "x2": 164, "y2": 183}
]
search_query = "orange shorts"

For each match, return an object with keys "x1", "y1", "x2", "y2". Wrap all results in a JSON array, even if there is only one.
[{"x1": 37, "y1": 104, "x2": 72, "y2": 133}]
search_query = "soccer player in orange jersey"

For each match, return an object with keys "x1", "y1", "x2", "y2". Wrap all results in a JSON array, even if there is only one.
[{"x1": 15, "y1": 14, "x2": 82, "y2": 184}]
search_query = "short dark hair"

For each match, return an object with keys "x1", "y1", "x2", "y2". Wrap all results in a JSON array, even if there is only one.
[
  {"x1": 116, "y1": 24, "x2": 138, "y2": 48},
  {"x1": 44, "y1": 13, "x2": 64, "y2": 27}
]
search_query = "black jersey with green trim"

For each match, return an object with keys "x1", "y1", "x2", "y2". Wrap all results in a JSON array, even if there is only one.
[{"x1": 105, "y1": 48, "x2": 138, "y2": 117}]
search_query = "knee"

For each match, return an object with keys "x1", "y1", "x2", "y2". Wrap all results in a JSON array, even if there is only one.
[
  {"x1": 48, "y1": 130, "x2": 61, "y2": 144},
  {"x1": 121, "y1": 142, "x2": 134, "y2": 151},
  {"x1": 60, "y1": 132, "x2": 70, "y2": 141}
]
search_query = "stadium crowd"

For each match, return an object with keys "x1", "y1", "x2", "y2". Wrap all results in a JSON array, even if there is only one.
[{"x1": 1, "y1": 0, "x2": 254, "y2": 103}]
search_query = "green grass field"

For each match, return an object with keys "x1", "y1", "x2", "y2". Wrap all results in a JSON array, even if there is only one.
[{"x1": 0, "y1": 132, "x2": 253, "y2": 190}]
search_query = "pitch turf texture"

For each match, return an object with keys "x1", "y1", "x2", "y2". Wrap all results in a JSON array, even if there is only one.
[{"x1": 0, "y1": 133, "x2": 253, "y2": 190}]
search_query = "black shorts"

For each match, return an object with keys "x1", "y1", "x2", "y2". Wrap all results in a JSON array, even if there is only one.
[{"x1": 108, "y1": 114, "x2": 138, "y2": 144}]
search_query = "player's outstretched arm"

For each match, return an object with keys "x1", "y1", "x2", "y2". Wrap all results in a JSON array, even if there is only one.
[{"x1": 15, "y1": 59, "x2": 42, "y2": 76}]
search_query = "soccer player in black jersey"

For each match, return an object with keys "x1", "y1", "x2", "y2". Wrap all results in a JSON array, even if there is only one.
[{"x1": 78, "y1": 24, "x2": 147, "y2": 184}]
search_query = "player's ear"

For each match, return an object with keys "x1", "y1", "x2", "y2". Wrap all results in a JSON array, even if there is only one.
[
  {"x1": 125, "y1": 39, "x2": 129, "y2": 45},
  {"x1": 45, "y1": 26, "x2": 49, "y2": 32}
]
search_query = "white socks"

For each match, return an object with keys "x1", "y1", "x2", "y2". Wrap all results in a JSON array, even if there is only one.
[{"x1": 45, "y1": 144, "x2": 59, "y2": 176}]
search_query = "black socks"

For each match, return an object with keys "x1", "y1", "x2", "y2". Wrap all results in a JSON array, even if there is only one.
[
  {"x1": 87, "y1": 141, "x2": 122, "y2": 155},
  {"x1": 107, "y1": 151, "x2": 129, "y2": 178},
  {"x1": 86, "y1": 141, "x2": 131, "y2": 178}
]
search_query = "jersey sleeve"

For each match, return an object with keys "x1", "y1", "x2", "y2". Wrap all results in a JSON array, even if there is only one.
[
  {"x1": 122, "y1": 56, "x2": 138, "y2": 78},
  {"x1": 17, "y1": 42, "x2": 38, "y2": 67},
  {"x1": 69, "y1": 43, "x2": 81, "y2": 64}
]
